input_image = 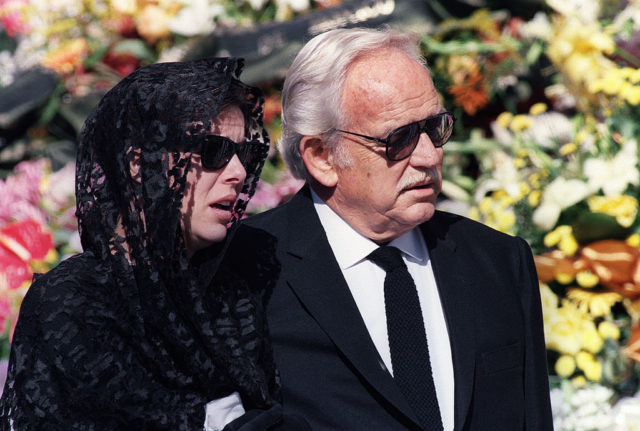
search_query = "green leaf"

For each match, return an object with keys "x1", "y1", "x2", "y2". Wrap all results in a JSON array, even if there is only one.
[
  {"x1": 571, "y1": 212, "x2": 631, "y2": 244},
  {"x1": 111, "y1": 39, "x2": 158, "y2": 63}
]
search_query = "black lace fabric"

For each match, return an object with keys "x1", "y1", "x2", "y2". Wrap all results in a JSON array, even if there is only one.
[{"x1": 0, "y1": 58, "x2": 278, "y2": 430}]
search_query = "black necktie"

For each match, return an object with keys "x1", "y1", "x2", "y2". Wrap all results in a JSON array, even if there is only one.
[{"x1": 368, "y1": 246, "x2": 443, "y2": 431}]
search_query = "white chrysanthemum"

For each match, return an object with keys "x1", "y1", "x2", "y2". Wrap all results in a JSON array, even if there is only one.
[
  {"x1": 533, "y1": 177, "x2": 591, "y2": 230},
  {"x1": 168, "y1": 0, "x2": 224, "y2": 37},
  {"x1": 583, "y1": 139, "x2": 639, "y2": 196}
]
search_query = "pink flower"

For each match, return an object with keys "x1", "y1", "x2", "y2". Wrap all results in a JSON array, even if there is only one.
[
  {"x1": 246, "y1": 171, "x2": 304, "y2": 215},
  {"x1": 0, "y1": 0, "x2": 30, "y2": 37}
]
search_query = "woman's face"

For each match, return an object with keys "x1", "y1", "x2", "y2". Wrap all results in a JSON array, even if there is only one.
[{"x1": 180, "y1": 105, "x2": 247, "y2": 256}]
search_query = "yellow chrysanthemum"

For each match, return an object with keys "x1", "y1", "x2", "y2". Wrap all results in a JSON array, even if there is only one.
[
  {"x1": 571, "y1": 375, "x2": 586, "y2": 388},
  {"x1": 528, "y1": 190, "x2": 541, "y2": 207},
  {"x1": 587, "y1": 195, "x2": 639, "y2": 228},
  {"x1": 567, "y1": 288, "x2": 623, "y2": 318},
  {"x1": 583, "y1": 359, "x2": 602, "y2": 382},
  {"x1": 529, "y1": 103, "x2": 548, "y2": 116},
  {"x1": 496, "y1": 112, "x2": 513, "y2": 129},
  {"x1": 559, "y1": 143, "x2": 578, "y2": 156},
  {"x1": 509, "y1": 115, "x2": 534, "y2": 132},
  {"x1": 598, "y1": 321, "x2": 620, "y2": 340},
  {"x1": 581, "y1": 329, "x2": 604, "y2": 354},
  {"x1": 555, "y1": 355, "x2": 576, "y2": 377},
  {"x1": 625, "y1": 86, "x2": 640, "y2": 105},
  {"x1": 626, "y1": 234, "x2": 640, "y2": 248},
  {"x1": 576, "y1": 271, "x2": 599, "y2": 288}
]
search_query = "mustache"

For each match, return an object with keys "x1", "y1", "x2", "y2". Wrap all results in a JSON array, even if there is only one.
[{"x1": 396, "y1": 168, "x2": 441, "y2": 192}]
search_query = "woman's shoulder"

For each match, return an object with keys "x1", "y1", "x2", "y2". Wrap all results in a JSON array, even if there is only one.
[{"x1": 17, "y1": 252, "x2": 114, "y2": 328}]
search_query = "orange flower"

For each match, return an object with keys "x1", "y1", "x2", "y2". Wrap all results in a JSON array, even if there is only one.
[
  {"x1": 41, "y1": 38, "x2": 89, "y2": 75},
  {"x1": 448, "y1": 72, "x2": 489, "y2": 115}
]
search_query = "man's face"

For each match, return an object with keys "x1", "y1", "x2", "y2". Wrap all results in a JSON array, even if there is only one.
[
  {"x1": 181, "y1": 105, "x2": 247, "y2": 256},
  {"x1": 329, "y1": 48, "x2": 444, "y2": 243}
]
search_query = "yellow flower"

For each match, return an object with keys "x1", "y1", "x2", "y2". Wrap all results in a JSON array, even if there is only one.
[
  {"x1": 136, "y1": 4, "x2": 172, "y2": 44},
  {"x1": 556, "y1": 273, "x2": 574, "y2": 284},
  {"x1": 576, "y1": 271, "x2": 599, "y2": 288},
  {"x1": 478, "y1": 197, "x2": 493, "y2": 214},
  {"x1": 581, "y1": 329, "x2": 604, "y2": 354},
  {"x1": 559, "y1": 143, "x2": 578, "y2": 156},
  {"x1": 555, "y1": 355, "x2": 576, "y2": 377},
  {"x1": 559, "y1": 234, "x2": 579, "y2": 257},
  {"x1": 598, "y1": 321, "x2": 620, "y2": 340},
  {"x1": 514, "y1": 158, "x2": 526, "y2": 169},
  {"x1": 625, "y1": 86, "x2": 640, "y2": 105},
  {"x1": 571, "y1": 375, "x2": 586, "y2": 388},
  {"x1": 627, "y1": 234, "x2": 640, "y2": 248},
  {"x1": 496, "y1": 210, "x2": 516, "y2": 232},
  {"x1": 529, "y1": 103, "x2": 548, "y2": 116},
  {"x1": 509, "y1": 115, "x2": 534, "y2": 132},
  {"x1": 576, "y1": 351, "x2": 595, "y2": 370},
  {"x1": 567, "y1": 288, "x2": 622, "y2": 318},
  {"x1": 468, "y1": 206, "x2": 480, "y2": 221},
  {"x1": 41, "y1": 38, "x2": 88, "y2": 75},
  {"x1": 528, "y1": 190, "x2": 541, "y2": 207},
  {"x1": 630, "y1": 69, "x2": 640, "y2": 84},
  {"x1": 496, "y1": 112, "x2": 513, "y2": 129},
  {"x1": 544, "y1": 225, "x2": 578, "y2": 256},
  {"x1": 583, "y1": 359, "x2": 602, "y2": 382},
  {"x1": 587, "y1": 195, "x2": 639, "y2": 228}
]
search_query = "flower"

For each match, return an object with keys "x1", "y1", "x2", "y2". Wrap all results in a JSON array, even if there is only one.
[
  {"x1": 567, "y1": 289, "x2": 622, "y2": 318},
  {"x1": 533, "y1": 177, "x2": 591, "y2": 230},
  {"x1": 583, "y1": 139, "x2": 639, "y2": 197},
  {"x1": 168, "y1": 0, "x2": 223, "y2": 37},
  {"x1": 556, "y1": 355, "x2": 577, "y2": 377},
  {"x1": 587, "y1": 195, "x2": 639, "y2": 228}
]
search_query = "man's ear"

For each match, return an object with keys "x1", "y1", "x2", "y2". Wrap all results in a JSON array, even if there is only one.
[
  {"x1": 128, "y1": 148, "x2": 142, "y2": 184},
  {"x1": 300, "y1": 135, "x2": 339, "y2": 188}
]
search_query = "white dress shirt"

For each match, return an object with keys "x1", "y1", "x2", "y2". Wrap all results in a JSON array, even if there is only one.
[{"x1": 312, "y1": 190, "x2": 455, "y2": 431}]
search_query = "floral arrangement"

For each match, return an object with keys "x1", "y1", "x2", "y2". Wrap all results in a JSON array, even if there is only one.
[{"x1": 0, "y1": 159, "x2": 77, "y2": 355}]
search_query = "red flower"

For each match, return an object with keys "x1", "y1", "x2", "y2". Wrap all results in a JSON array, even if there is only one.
[
  {"x1": 0, "y1": 220, "x2": 55, "y2": 290},
  {"x1": 102, "y1": 51, "x2": 141, "y2": 77}
]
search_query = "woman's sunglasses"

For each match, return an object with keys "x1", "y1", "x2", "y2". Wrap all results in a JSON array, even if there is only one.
[
  {"x1": 197, "y1": 135, "x2": 260, "y2": 171},
  {"x1": 335, "y1": 111, "x2": 456, "y2": 161}
]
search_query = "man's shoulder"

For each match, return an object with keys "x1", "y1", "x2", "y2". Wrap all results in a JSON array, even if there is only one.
[{"x1": 428, "y1": 210, "x2": 523, "y2": 245}]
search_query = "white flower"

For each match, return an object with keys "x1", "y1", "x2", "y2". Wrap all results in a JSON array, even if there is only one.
[
  {"x1": 546, "y1": 0, "x2": 601, "y2": 23},
  {"x1": 610, "y1": 392, "x2": 640, "y2": 430},
  {"x1": 533, "y1": 177, "x2": 591, "y2": 230},
  {"x1": 523, "y1": 112, "x2": 574, "y2": 149},
  {"x1": 583, "y1": 139, "x2": 639, "y2": 196},
  {"x1": 551, "y1": 384, "x2": 617, "y2": 431},
  {"x1": 474, "y1": 150, "x2": 521, "y2": 201},
  {"x1": 247, "y1": 0, "x2": 269, "y2": 11},
  {"x1": 168, "y1": 0, "x2": 224, "y2": 37},
  {"x1": 520, "y1": 11, "x2": 552, "y2": 40}
]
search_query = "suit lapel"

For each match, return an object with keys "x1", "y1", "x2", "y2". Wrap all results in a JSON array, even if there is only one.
[
  {"x1": 421, "y1": 216, "x2": 476, "y2": 431},
  {"x1": 282, "y1": 188, "x2": 422, "y2": 428}
]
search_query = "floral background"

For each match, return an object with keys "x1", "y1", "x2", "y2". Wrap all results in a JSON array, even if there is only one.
[{"x1": 1, "y1": 0, "x2": 640, "y2": 428}]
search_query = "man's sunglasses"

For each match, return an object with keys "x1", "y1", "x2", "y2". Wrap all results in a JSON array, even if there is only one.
[
  {"x1": 197, "y1": 135, "x2": 259, "y2": 171},
  {"x1": 335, "y1": 111, "x2": 456, "y2": 161}
]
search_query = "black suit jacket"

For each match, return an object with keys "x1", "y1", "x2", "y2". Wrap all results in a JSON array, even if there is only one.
[{"x1": 233, "y1": 186, "x2": 553, "y2": 430}]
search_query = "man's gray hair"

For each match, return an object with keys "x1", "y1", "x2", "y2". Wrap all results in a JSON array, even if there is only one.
[{"x1": 279, "y1": 27, "x2": 427, "y2": 180}]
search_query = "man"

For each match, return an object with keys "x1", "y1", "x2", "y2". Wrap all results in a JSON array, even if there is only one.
[{"x1": 232, "y1": 27, "x2": 553, "y2": 430}]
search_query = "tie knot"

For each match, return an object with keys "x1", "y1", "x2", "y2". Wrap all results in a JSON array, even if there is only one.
[{"x1": 367, "y1": 246, "x2": 406, "y2": 272}]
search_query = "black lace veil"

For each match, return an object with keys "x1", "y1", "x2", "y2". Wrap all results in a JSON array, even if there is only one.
[{"x1": 0, "y1": 58, "x2": 275, "y2": 430}]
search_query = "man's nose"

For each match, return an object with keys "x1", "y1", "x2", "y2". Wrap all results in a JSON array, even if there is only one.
[{"x1": 409, "y1": 132, "x2": 442, "y2": 167}]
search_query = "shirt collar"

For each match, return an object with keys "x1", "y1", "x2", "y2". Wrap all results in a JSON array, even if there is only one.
[{"x1": 311, "y1": 189, "x2": 428, "y2": 269}]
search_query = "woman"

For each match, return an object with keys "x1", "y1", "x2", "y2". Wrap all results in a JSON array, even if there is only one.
[{"x1": 0, "y1": 58, "x2": 283, "y2": 430}]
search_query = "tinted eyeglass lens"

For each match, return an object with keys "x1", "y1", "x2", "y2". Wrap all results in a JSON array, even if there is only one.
[
  {"x1": 200, "y1": 136, "x2": 259, "y2": 171},
  {"x1": 387, "y1": 113, "x2": 454, "y2": 161},
  {"x1": 201, "y1": 136, "x2": 235, "y2": 171}
]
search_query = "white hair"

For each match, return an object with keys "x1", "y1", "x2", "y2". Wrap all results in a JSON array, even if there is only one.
[{"x1": 278, "y1": 27, "x2": 427, "y2": 180}]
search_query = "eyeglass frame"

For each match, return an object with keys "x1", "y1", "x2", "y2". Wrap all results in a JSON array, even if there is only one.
[{"x1": 334, "y1": 111, "x2": 456, "y2": 162}]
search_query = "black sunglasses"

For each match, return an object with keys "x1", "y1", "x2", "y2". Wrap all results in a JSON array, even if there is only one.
[
  {"x1": 335, "y1": 111, "x2": 456, "y2": 161},
  {"x1": 197, "y1": 135, "x2": 259, "y2": 171}
]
